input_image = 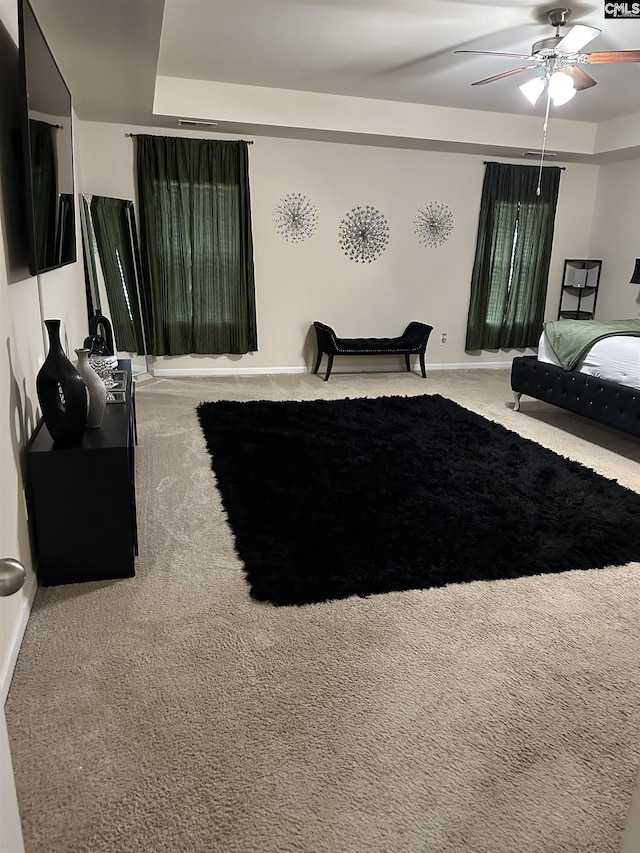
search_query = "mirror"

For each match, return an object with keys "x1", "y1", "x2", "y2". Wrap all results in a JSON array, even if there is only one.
[{"x1": 80, "y1": 194, "x2": 149, "y2": 377}]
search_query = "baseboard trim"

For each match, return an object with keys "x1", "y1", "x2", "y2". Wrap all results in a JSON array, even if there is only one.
[
  {"x1": 151, "y1": 366, "x2": 309, "y2": 377},
  {"x1": 429, "y1": 362, "x2": 510, "y2": 371},
  {"x1": 1, "y1": 572, "x2": 37, "y2": 706},
  {"x1": 150, "y1": 363, "x2": 511, "y2": 377}
]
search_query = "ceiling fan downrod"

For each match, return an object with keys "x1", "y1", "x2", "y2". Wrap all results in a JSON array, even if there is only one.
[
  {"x1": 547, "y1": 7, "x2": 571, "y2": 29},
  {"x1": 532, "y1": 7, "x2": 571, "y2": 54}
]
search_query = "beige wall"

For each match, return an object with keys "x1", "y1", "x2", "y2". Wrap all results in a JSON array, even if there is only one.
[
  {"x1": 0, "y1": 0, "x2": 36, "y2": 696},
  {"x1": 588, "y1": 159, "x2": 640, "y2": 321},
  {"x1": 155, "y1": 75, "x2": 600, "y2": 156},
  {"x1": 78, "y1": 120, "x2": 600, "y2": 374},
  {"x1": 0, "y1": 0, "x2": 87, "y2": 698}
]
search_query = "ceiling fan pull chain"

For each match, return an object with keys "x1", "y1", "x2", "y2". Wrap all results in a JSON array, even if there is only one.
[{"x1": 536, "y1": 92, "x2": 553, "y2": 197}]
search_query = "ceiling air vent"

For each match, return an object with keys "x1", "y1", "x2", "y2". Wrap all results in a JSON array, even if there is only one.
[
  {"x1": 523, "y1": 151, "x2": 557, "y2": 158},
  {"x1": 178, "y1": 119, "x2": 218, "y2": 128}
]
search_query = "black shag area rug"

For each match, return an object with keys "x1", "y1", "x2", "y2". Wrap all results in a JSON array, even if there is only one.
[{"x1": 197, "y1": 394, "x2": 640, "y2": 606}]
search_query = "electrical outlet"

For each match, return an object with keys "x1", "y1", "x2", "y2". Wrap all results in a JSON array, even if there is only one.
[{"x1": 440, "y1": 332, "x2": 447, "y2": 345}]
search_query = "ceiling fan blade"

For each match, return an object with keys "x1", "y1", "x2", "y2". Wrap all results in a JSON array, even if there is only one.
[
  {"x1": 556, "y1": 24, "x2": 601, "y2": 54},
  {"x1": 454, "y1": 50, "x2": 532, "y2": 59},
  {"x1": 471, "y1": 67, "x2": 535, "y2": 86},
  {"x1": 561, "y1": 66, "x2": 597, "y2": 90},
  {"x1": 584, "y1": 50, "x2": 640, "y2": 64}
]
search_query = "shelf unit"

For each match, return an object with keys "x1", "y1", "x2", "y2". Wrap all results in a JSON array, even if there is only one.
[{"x1": 557, "y1": 259, "x2": 602, "y2": 320}]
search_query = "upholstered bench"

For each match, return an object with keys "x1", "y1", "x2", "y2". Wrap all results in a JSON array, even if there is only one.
[{"x1": 313, "y1": 321, "x2": 433, "y2": 381}]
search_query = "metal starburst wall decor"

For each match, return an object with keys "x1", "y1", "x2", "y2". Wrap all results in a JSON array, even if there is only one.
[
  {"x1": 273, "y1": 193, "x2": 318, "y2": 243},
  {"x1": 415, "y1": 202, "x2": 454, "y2": 248},
  {"x1": 339, "y1": 205, "x2": 389, "y2": 263}
]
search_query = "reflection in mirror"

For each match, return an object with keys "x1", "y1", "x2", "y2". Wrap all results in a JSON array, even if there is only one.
[{"x1": 80, "y1": 194, "x2": 149, "y2": 377}]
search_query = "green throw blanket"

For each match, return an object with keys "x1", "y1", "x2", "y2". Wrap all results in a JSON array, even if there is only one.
[{"x1": 543, "y1": 319, "x2": 640, "y2": 370}]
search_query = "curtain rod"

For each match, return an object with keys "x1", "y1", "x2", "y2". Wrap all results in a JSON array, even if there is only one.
[
  {"x1": 125, "y1": 133, "x2": 253, "y2": 143},
  {"x1": 483, "y1": 160, "x2": 565, "y2": 170}
]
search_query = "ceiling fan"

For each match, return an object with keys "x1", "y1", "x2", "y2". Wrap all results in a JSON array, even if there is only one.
[{"x1": 455, "y1": 7, "x2": 640, "y2": 105}]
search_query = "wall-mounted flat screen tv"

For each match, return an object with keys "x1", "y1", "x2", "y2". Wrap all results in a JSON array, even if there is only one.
[{"x1": 18, "y1": 0, "x2": 76, "y2": 275}]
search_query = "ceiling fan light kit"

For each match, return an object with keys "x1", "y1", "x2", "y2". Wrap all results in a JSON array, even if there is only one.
[
  {"x1": 547, "y1": 70, "x2": 576, "y2": 104},
  {"x1": 519, "y1": 70, "x2": 576, "y2": 106},
  {"x1": 519, "y1": 76, "x2": 546, "y2": 105}
]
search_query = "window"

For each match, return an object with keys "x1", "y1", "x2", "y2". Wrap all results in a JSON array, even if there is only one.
[
  {"x1": 136, "y1": 135, "x2": 257, "y2": 356},
  {"x1": 465, "y1": 162, "x2": 562, "y2": 350}
]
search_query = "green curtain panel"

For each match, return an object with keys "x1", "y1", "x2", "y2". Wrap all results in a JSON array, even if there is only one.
[
  {"x1": 89, "y1": 196, "x2": 145, "y2": 354},
  {"x1": 135, "y1": 135, "x2": 257, "y2": 356},
  {"x1": 28, "y1": 120, "x2": 58, "y2": 270},
  {"x1": 466, "y1": 162, "x2": 561, "y2": 350}
]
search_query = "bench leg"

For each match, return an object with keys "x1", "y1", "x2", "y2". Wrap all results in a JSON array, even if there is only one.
[
  {"x1": 404, "y1": 353, "x2": 410, "y2": 372},
  {"x1": 419, "y1": 353, "x2": 426, "y2": 378},
  {"x1": 312, "y1": 349, "x2": 323, "y2": 375},
  {"x1": 324, "y1": 355, "x2": 334, "y2": 381}
]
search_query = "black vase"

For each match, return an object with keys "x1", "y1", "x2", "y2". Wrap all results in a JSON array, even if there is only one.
[
  {"x1": 36, "y1": 319, "x2": 87, "y2": 446},
  {"x1": 86, "y1": 311, "x2": 115, "y2": 355}
]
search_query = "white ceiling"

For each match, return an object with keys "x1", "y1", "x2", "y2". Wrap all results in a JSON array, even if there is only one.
[{"x1": 31, "y1": 0, "x2": 640, "y2": 130}]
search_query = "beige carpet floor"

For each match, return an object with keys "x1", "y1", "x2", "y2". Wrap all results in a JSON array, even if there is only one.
[{"x1": 6, "y1": 368, "x2": 640, "y2": 853}]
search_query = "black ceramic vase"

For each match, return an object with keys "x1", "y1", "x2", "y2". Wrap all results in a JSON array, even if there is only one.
[
  {"x1": 87, "y1": 311, "x2": 115, "y2": 355},
  {"x1": 36, "y1": 319, "x2": 87, "y2": 445}
]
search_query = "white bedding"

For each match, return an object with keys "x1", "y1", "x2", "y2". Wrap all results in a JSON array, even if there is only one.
[{"x1": 538, "y1": 330, "x2": 640, "y2": 389}]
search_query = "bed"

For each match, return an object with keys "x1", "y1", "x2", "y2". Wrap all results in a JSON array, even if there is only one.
[{"x1": 510, "y1": 319, "x2": 640, "y2": 438}]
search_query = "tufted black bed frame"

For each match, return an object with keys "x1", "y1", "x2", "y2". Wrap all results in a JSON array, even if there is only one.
[{"x1": 510, "y1": 355, "x2": 640, "y2": 438}]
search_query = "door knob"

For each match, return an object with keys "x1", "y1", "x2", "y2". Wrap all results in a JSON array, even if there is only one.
[{"x1": 0, "y1": 558, "x2": 26, "y2": 596}]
